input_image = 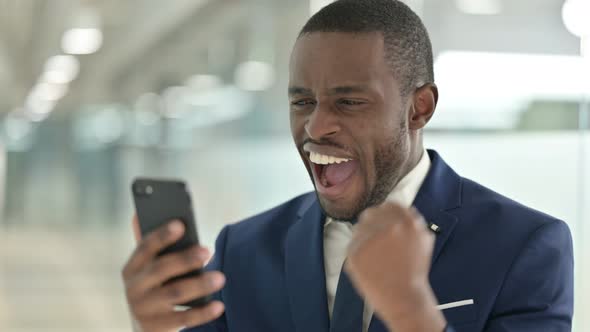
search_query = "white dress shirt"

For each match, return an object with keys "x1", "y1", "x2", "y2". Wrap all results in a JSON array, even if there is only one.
[{"x1": 323, "y1": 150, "x2": 431, "y2": 332}]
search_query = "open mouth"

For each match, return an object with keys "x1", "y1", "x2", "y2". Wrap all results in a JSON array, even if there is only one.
[{"x1": 308, "y1": 151, "x2": 359, "y2": 199}]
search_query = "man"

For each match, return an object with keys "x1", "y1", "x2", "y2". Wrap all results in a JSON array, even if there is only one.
[{"x1": 122, "y1": 1, "x2": 574, "y2": 331}]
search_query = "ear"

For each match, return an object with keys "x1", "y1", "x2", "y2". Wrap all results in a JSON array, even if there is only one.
[{"x1": 408, "y1": 83, "x2": 438, "y2": 130}]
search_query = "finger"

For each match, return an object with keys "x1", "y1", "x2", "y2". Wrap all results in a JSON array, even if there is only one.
[
  {"x1": 382, "y1": 201, "x2": 405, "y2": 211},
  {"x1": 122, "y1": 220, "x2": 185, "y2": 280},
  {"x1": 408, "y1": 206, "x2": 426, "y2": 223},
  {"x1": 349, "y1": 209, "x2": 377, "y2": 252},
  {"x1": 343, "y1": 260, "x2": 361, "y2": 285},
  {"x1": 133, "y1": 246, "x2": 211, "y2": 293},
  {"x1": 138, "y1": 272, "x2": 225, "y2": 314},
  {"x1": 408, "y1": 206, "x2": 423, "y2": 218},
  {"x1": 381, "y1": 202, "x2": 420, "y2": 227},
  {"x1": 346, "y1": 238, "x2": 364, "y2": 257},
  {"x1": 355, "y1": 213, "x2": 390, "y2": 234},
  {"x1": 355, "y1": 207, "x2": 380, "y2": 232},
  {"x1": 348, "y1": 226, "x2": 376, "y2": 256},
  {"x1": 132, "y1": 214, "x2": 141, "y2": 243},
  {"x1": 161, "y1": 272, "x2": 225, "y2": 307},
  {"x1": 354, "y1": 207, "x2": 395, "y2": 238},
  {"x1": 406, "y1": 206, "x2": 431, "y2": 234},
  {"x1": 146, "y1": 301, "x2": 225, "y2": 330}
]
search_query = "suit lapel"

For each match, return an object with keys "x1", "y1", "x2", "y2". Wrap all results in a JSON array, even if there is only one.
[
  {"x1": 413, "y1": 191, "x2": 459, "y2": 267},
  {"x1": 368, "y1": 150, "x2": 462, "y2": 332},
  {"x1": 414, "y1": 149, "x2": 462, "y2": 267},
  {"x1": 285, "y1": 194, "x2": 330, "y2": 332}
]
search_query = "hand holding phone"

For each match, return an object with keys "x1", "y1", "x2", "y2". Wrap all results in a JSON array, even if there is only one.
[
  {"x1": 122, "y1": 178, "x2": 226, "y2": 332},
  {"x1": 131, "y1": 178, "x2": 211, "y2": 303}
]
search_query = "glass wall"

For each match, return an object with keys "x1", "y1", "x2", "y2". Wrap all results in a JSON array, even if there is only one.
[{"x1": 0, "y1": 0, "x2": 588, "y2": 330}]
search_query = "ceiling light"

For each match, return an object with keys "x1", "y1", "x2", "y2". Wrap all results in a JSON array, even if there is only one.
[
  {"x1": 40, "y1": 70, "x2": 74, "y2": 84},
  {"x1": 61, "y1": 28, "x2": 103, "y2": 55},
  {"x1": 562, "y1": 0, "x2": 590, "y2": 38},
  {"x1": 29, "y1": 82, "x2": 68, "y2": 101},
  {"x1": 43, "y1": 55, "x2": 80, "y2": 84},
  {"x1": 455, "y1": 0, "x2": 502, "y2": 15},
  {"x1": 24, "y1": 97, "x2": 57, "y2": 122}
]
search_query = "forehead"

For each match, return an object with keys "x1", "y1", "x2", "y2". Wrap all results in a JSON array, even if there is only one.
[{"x1": 289, "y1": 32, "x2": 390, "y2": 87}]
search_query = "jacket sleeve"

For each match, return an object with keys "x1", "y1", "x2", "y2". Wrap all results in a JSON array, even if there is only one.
[
  {"x1": 480, "y1": 220, "x2": 574, "y2": 332},
  {"x1": 182, "y1": 225, "x2": 231, "y2": 332}
]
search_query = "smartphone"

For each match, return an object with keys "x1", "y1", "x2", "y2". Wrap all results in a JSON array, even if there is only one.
[{"x1": 131, "y1": 177, "x2": 211, "y2": 307}]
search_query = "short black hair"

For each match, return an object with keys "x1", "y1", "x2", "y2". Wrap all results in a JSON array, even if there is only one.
[{"x1": 299, "y1": 0, "x2": 434, "y2": 97}]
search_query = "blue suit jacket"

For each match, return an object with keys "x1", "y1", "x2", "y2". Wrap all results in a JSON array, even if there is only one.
[{"x1": 186, "y1": 150, "x2": 573, "y2": 332}]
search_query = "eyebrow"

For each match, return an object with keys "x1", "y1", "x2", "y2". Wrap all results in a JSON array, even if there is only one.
[
  {"x1": 288, "y1": 86, "x2": 313, "y2": 96},
  {"x1": 328, "y1": 85, "x2": 368, "y2": 95},
  {"x1": 288, "y1": 85, "x2": 369, "y2": 96}
]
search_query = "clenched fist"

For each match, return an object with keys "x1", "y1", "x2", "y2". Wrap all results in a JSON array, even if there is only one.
[{"x1": 345, "y1": 202, "x2": 446, "y2": 332}]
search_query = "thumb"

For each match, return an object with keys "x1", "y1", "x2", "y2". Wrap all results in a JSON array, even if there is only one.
[{"x1": 132, "y1": 214, "x2": 141, "y2": 243}]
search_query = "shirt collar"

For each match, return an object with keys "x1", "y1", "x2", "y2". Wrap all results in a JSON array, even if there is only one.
[{"x1": 386, "y1": 148, "x2": 431, "y2": 207}]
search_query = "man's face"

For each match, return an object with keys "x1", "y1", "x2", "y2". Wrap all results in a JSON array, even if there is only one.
[{"x1": 289, "y1": 32, "x2": 413, "y2": 221}]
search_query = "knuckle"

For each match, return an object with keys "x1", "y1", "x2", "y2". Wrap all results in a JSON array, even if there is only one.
[
  {"x1": 385, "y1": 221, "x2": 397, "y2": 231},
  {"x1": 150, "y1": 260, "x2": 167, "y2": 277},
  {"x1": 412, "y1": 216, "x2": 424, "y2": 229},
  {"x1": 358, "y1": 208, "x2": 373, "y2": 220},
  {"x1": 398, "y1": 209, "x2": 414, "y2": 223},
  {"x1": 192, "y1": 276, "x2": 211, "y2": 293},
  {"x1": 121, "y1": 264, "x2": 131, "y2": 279},
  {"x1": 177, "y1": 311, "x2": 197, "y2": 327},
  {"x1": 166, "y1": 285, "x2": 183, "y2": 300},
  {"x1": 154, "y1": 254, "x2": 192, "y2": 280},
  {"x1": 183, "y1": 248, "x2": 201, "y2": 264},
  {"x1": 387, "y1": 201, "x2": 403, "y2": 209},
  {"x1": 127, "y1": 294, "x2": 143, "y2": 317},
  {"x1": 408, "y1": 213, "x2": 425, "y2": 225},
  {"x1": 136, "y1": 240, "x2": 152, "y2": 257},
  {"x1": 124, "y1": 279, "x2": 144, "y2": 302},
  {"x1": 386, "y1": 222, "x2": 400, "y2": 235},
  {"x1": 124, "y1": 285, "x2": 135, "y2": 300},
  {"x1": 129, "y1": 301, "x2": 143, "y2": 317}
]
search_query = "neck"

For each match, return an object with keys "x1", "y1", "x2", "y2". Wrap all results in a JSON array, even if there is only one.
[{"x1": 402, "y1": 141, "x2": 425, "y2": 179}]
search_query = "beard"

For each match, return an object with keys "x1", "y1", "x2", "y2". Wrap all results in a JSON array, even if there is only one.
[{"x1": 320, "y1": 120, "x2": 410, "y2": 222}]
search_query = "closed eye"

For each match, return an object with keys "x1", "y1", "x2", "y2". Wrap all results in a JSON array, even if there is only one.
[
  {"x1": 291, "y1": 99, "x2": 316, "y2": 107},
  {"x1": 338, "y1": 99, "x2": 365, "y2": 106}
]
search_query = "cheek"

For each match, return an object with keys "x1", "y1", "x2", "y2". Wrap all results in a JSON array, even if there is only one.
[{"x1": 353, "y1": 122, "x2": 379, "y2": 167}]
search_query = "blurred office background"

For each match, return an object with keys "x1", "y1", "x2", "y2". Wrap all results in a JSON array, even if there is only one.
[{"x1": 0, "y1": 0, "x2": 589, "y2": 331}]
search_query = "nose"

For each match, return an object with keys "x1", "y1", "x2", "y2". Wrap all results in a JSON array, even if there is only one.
[{"x1": 304, "y1": 103, "x2": 340, "y2": 140}]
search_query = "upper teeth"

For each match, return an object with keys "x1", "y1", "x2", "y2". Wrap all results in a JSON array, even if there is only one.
[{"x1": 309, "y1": 151, "x2": 351, "y2": 165}]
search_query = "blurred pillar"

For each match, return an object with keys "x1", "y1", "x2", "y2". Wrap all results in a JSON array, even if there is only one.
[{"x1": 0, "y1": 142, "x2": 4, "y2": 223}]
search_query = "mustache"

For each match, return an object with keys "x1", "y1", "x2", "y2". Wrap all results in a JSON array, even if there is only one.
[{"x1": 300, "y1": 138, "x2": 348, "y2": 151}]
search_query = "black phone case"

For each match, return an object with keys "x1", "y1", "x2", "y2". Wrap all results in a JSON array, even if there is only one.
[{"x1": 131, "y1": 177, "x2": 211, "y2": 307}]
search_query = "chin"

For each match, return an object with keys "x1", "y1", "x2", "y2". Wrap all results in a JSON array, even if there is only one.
[{"x1": 315, "y1": 189, "x2": 365, "y2": 222}]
